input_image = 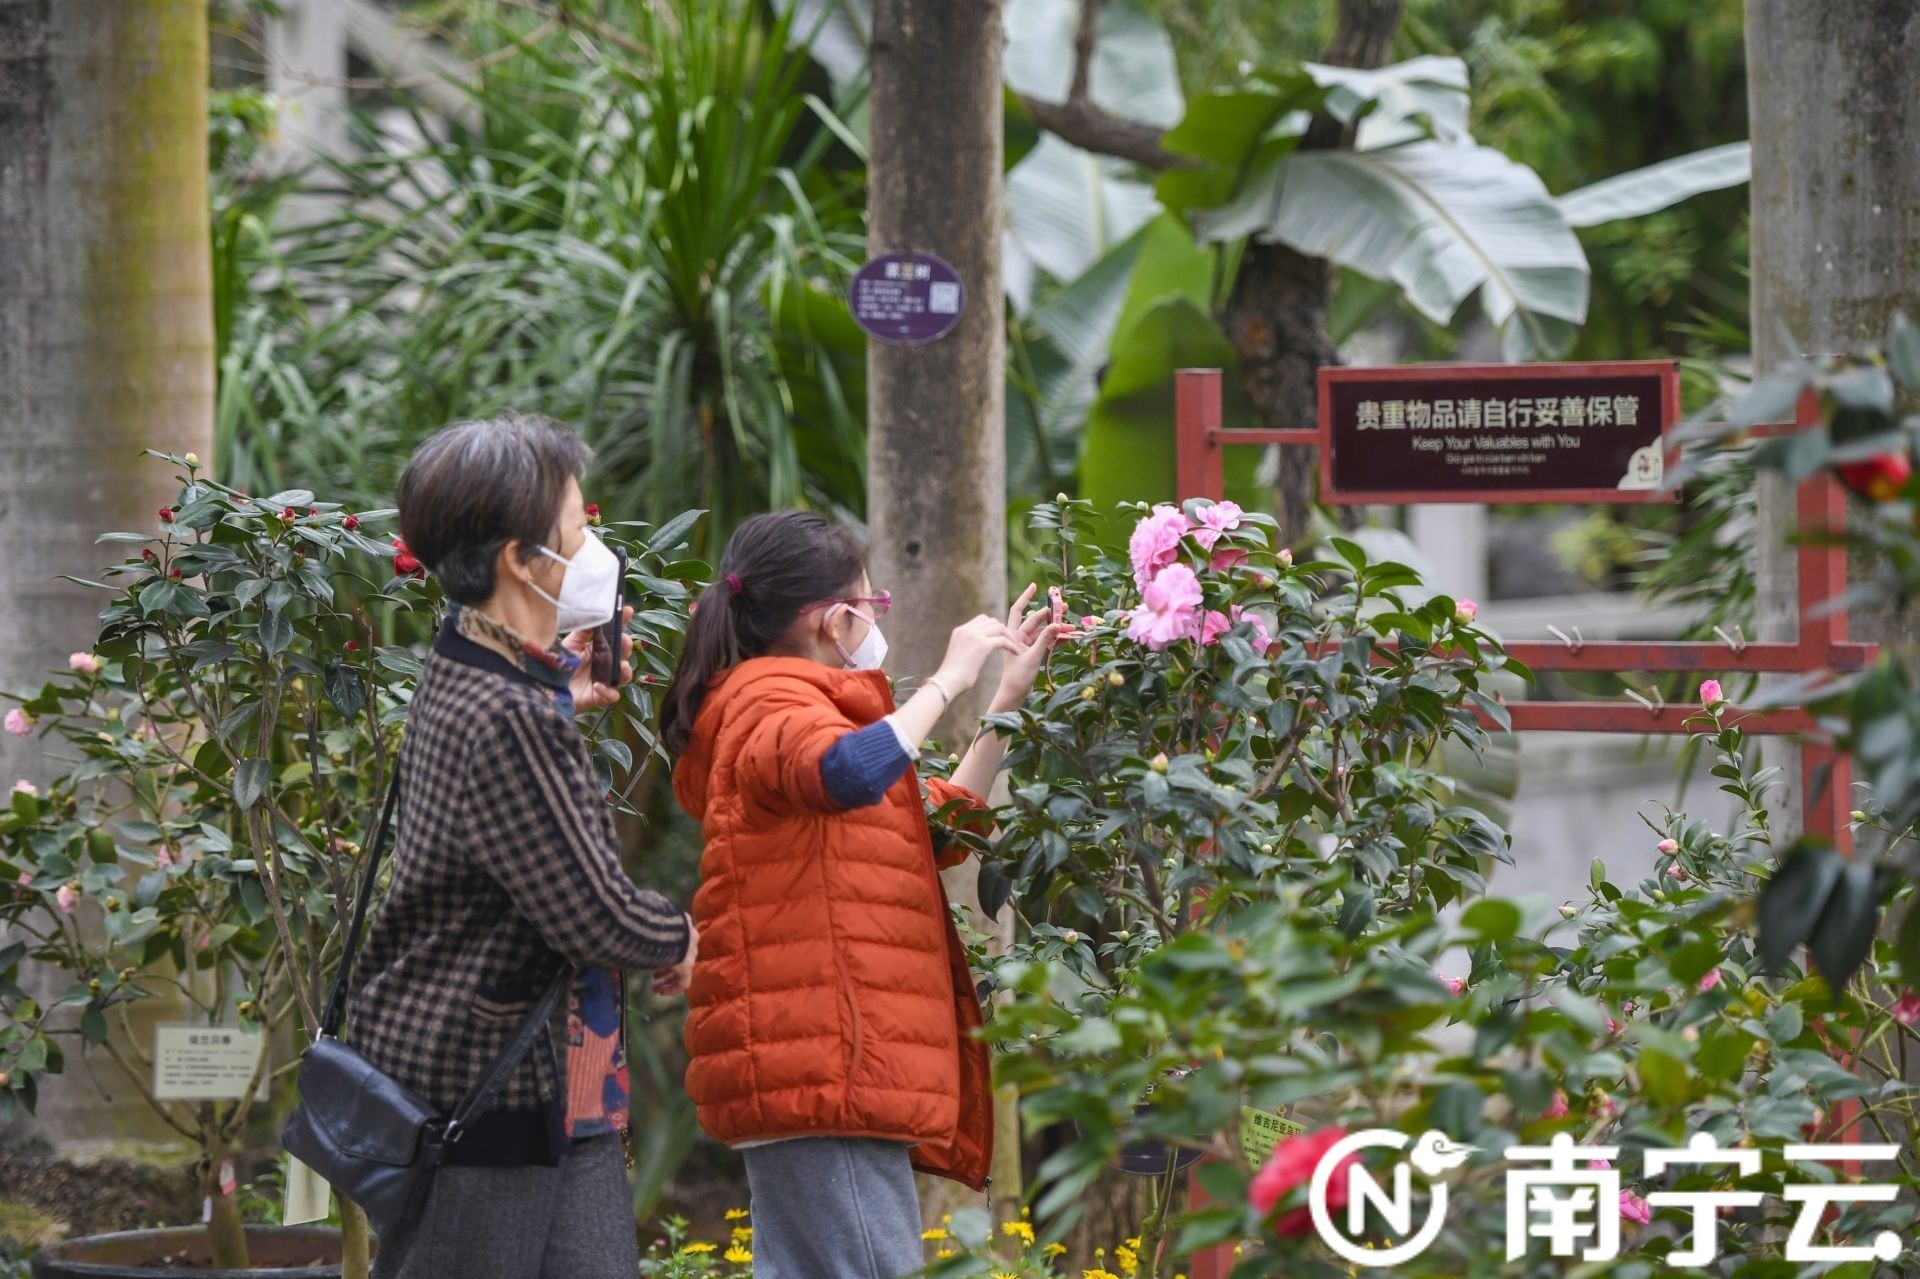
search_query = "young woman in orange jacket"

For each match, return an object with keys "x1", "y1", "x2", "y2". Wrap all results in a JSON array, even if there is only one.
[{"x1": 660, "y1": 511, "x2": 1067, "y2": 1279}]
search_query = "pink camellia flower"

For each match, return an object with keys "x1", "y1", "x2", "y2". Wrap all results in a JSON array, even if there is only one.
[
  {"x1": 1657, "y1": 838, "x2": 1679, "y2": 855},
  {"x1": 1125, "y1": 565, "x2": 1202, "y2": 651},
  {"x1": 1593, "y1": 1090, "x2": 1617, "y2": 1117},
  {"x1": 1698, "y1": 968, "x2": 1723, "y2": 992},
  {"x1": 1081, "y1": 615, "x2": 1100, "y2": 629},
  {"x1": 1436, "y1": 970, "x2": 1467, "y2": 997},
  {"x1": 1251, "y1": 1127, "x2": 1358, "y2": 1238},
  {"x1": 1606, "y1": 1011, "x2": 1624, "y2": 1034},
  {"x1": 1192, "y1": 500, "x2": 1244, "y2": 552},
  {"x1": 1892, "y1": 991, "x2": 1920, "y2": 1026},
  {"x1": 1277, "y1": 547, "x2": 1293, "y2": 569},
  {"x1": 156, "y1": 845, "x2": 175, "y2": 868},
  {"x1": 1454, "y1": 598, "x2": 1478, "y2": 624},
  {"x1": 1543, "y1": 1091, "x2": 1570, "y2": 1120},
  {"x1": 1700, "y1": 679, "x2": 1724, "y2": 707},
  {"x1": 68, "y1": 652, "x2": 100, "y2": 675},
  {"x1": 4, "y1": 709, "x2": 32, "y2": 737},
  {"x1": 1619, "y1": 1191, "x2": 1653, "y2": 1225},
  {"x1": 1199, "y1": 606, "x2": 1275, "y2": 655},
  {"x1": 55, "y1": 883, "x2": 78, "y2": 914},
  {"x1": 1211, "y1": 548, "x2": 1249, "y2": 571},
  {"x1": 11, "y1": 780, "x2": 36, "y2": 797},
  {"x1": 1128, "y1": 505, "x2": 1191, "y2": 590},
  {"x1": 1666, "y1": 863, "x2": 1687, "y2": 881}
]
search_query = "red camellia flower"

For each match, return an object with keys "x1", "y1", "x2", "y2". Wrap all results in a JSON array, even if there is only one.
[
  {"x1": 168, "y1": 568, "x2": 182, "y2": 581},
  {"x1": 141, "y1": 548, "x2": 157, "y2": 564},
  {"x1": 391, "y1": 537, "x2": 424, "y2": 577},
  {"x1": 343, "y1": 514, "x2": 360, "y2": 531},
  {"x1": 1837, "y1": 451, "x2": 1913, "y2": 502},
  {"x1": 158, "y1": 507, "x2": 174, "y2": 523},
  {"x1": 344, "y1": 640, "x2": 361, "y2": 653},
  {"x1": 585, "y1": 503, "x2": 602, "y2": 525},
  {"x1": 279, "y1": 507, "x2": 298, "y2": 523},
  {"x1": 308, "y1": 507, "x2": 321, "y2": 517},
  {"x1": 1250, "y1": 1127, "x2": 1358, "y2": 1238}
]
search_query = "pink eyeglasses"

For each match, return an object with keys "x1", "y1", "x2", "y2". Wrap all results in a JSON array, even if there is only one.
[{"x1": 803, "y1": 590, "x2": 892, "y2": 618}]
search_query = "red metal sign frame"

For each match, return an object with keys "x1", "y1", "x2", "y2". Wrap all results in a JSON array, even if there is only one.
[
  {"x1": 1317, "y1": 359, "x2": 1682, "y2": 505},
  {"x1": 1171, "y1": 365, "x2": 1874, "y2": 1279}
]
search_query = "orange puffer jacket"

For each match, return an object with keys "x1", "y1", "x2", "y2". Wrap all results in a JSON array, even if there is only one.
[{"x1": 672, "y1": 657, "x2": 994, "y2": 1190}]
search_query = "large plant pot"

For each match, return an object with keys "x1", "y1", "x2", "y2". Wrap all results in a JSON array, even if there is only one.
[{"x1": 31, "y1": 1226, "x2": 352, "y2": 1278}]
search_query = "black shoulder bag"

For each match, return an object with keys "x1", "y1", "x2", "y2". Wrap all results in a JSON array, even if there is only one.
[{"x1": 281, "y1": 770, "x2": 568, "y2": 1233}]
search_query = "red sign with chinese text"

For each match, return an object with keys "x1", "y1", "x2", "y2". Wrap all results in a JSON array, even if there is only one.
[{"x1": 1318, "y1": 360, "x2": 1679, "y2": 505}]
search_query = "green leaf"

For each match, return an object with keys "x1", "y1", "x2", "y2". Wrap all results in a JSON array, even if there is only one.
[
  {"x1": 1757, "y1": 843, "x2": 1843, "y2": 973},
  {"x1": 1556, "y1": 142, "x2": 1751, "y2": 228},
  {"x1": 1808, "y1": 859, "x2": 1879, "y2": 990},
  {"x1": 1897, "y1": 899, "x2": 1920, "y2": 989},
  {"x1": 81, "y1": 1006, "x2": 108, "y2": 1046},
  {"x1": 323, "y1": 662, "x2": 367, "y2": 721},
  {"x1": 1461, "y1": 898, "x2": 1523, "y2": 941},
  {"x1": 645, "y1": 509, "x2": 706, "y2": 555},
  {"x1": 1637, "y1": 1046, "x2": 1691, "y2": 1108},
  {"x1": 1217, "y1": 142, "x2": 1588, "y2": 360},
  {"x1": 234, "y1": 758, "x2": 271, "y2": 811}
]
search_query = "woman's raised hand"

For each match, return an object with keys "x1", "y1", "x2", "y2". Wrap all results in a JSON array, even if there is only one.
[{"x1": 934, "y1": 614, "x2": 1023, "y2": 694}]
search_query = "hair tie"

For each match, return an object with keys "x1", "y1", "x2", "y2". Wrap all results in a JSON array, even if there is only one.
[{"x1": 725, "y1": 573, "x2": 743, "y2": 596}]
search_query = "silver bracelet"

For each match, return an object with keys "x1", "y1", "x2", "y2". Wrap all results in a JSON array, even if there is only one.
[{"x1": 923, "y1": 675, "x2": 955, "y2": 706}]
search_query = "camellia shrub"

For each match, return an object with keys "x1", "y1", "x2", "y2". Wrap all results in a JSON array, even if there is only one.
[
  {"x1": 926, "y1": 500, "x2": 1920, "y2": 1279},
  {"x1": 0, "y1": 454, "x2": 702, "y2": 1274}
]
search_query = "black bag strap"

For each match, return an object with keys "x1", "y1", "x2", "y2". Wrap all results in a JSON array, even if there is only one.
[{"x1": 319, "y1": 765, "x2": 404, "y2": 1039}]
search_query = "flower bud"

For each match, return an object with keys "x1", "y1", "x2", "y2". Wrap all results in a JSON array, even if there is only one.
[
  {"x1": 1559, "y1": 905, "x2": 1577, "y2": 918},
  {"x1": 1657, "y1": 838, "x2": 1679, "y2": 855},
  {"x1": 119, "y1": 967, "x2": 135, "y2": 982},
  {"x1": 88, "y1": 978, "x2": 102, "y2": 995},
  {"x1": 1107, "y1": 671, "x2": 1124, "y2": 687},
  {"x1": 279, "y1": 507, "x2": 298, "y2": 524},
  {"x1": 343, "y1": 514, "x2": 360, "y2": 531},
  {"x1": 1454, "y1": 598, "x2": 1478, "y2": 624},
  {"x1": 1149, "y1": 752, "x2": 1168, "y2": 772},
  {"x1": 1851, "y1": 809, "x2": 1869, "y2": 823},
  {"x1": 344, "y1": 640, "x2": 360, "y2": 653},
  {"x1": 1063, "y1": 930, "x2": 1079, "y2": 944},
  {"x1": 0, "y1": 1071, "x2": 11, "y2": 1088},
  {"x1": 168, "y1": 568, "x2": 182, "y2": 581},
  {"x1": 1277, "y1": 548, "x2": 1293, "y2": 569},
  {"x1": 157, "y1": 507, "x2": 174, "y2": 523},
  {"x1": 1055, "y1": 493, "x2": 1070, "y2": 504},
  {"x1": 183, "y1": 453, "x2": 199, "y2": 467},
  {"x1": 1080, "y1": 686, "x2": 1097, "y2": 701}
]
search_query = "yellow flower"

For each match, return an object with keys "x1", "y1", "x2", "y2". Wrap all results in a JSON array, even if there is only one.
[
  {"x1": 1116, "y1": 1243, "x2": 1139, "y2": 1276},
  {"x1": 725, "y1": 1208, "x2": 751, "y2": 1221},
  {"x1": 1002, "y1": 1220, "x2": 1035, "y2": 1244},
  {"x1": 730, "y1": 1226, "x2": 753, "y2": 1243},
  {"x1": 1044, "y1": 1243, "x2": 1068, "y2": 1258},
  {"x1": 1083, "y1": 1270, "x2": 1121, "y2": 1279},
  {"x1": 993, "y1": 1273, "x2": 1020, "y2": 1279},
  {"x1": 922, "y1": 1228, "x2": 950, "y2": 1241},
  {"x1": 680, "y1": 1241, "x2": 717, "y2": 1255},
  {"x1": 937, "y1": 1248, "x2": 955, "y2": 1259},
  {"x1": 724, "y1": 1245, "x2": 753, "y2": 1265}
]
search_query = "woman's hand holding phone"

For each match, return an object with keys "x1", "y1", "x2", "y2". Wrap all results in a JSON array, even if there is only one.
[{"x1": 564, "y1": 604, "x2": 634, "y2": 711}]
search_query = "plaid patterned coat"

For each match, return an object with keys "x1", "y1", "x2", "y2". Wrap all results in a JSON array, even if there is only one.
[{"x1": 349, "y1": 615, "x2": 689, "y2": 1164}]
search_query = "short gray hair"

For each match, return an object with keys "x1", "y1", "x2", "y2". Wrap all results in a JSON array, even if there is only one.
[{"x1": 397, "y1": 413, "x2": 593, "y2": 604}]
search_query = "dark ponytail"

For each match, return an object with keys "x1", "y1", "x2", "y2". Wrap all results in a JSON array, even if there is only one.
[{"x1": 660, "y1": 511, "x2": 867, "y2": 757}]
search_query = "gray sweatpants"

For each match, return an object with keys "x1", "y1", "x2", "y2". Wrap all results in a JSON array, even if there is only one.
[
  {"x1": 372, "y1": 1134, "x2": 637, "y2": 1279},
  {"x1": 742, "y1": 1138, "x2": 924, "y2": 1279}
]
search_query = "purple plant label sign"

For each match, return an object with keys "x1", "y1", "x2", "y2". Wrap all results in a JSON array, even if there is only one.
[{"x1": 848, "y1": 251, "x2": 965, "y2": 345}]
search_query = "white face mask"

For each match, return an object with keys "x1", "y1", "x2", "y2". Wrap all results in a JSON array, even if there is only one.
[
  {"x1": 532, "y1": 529, "x2": 620, "y2": 634},
  {"x1": 828, "y1": 604, "x2": 887, "y2": 671}
]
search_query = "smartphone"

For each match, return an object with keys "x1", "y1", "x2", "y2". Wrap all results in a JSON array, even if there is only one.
[{"x1": 592, "y1": 547, "x2": 629, "y2": 687}]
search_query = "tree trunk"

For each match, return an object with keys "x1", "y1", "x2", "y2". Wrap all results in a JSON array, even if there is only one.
[
  {"x1": 1218, "y1": 0, "x2": 1403, "y2": 549},
  {"x1": 0, "y1": 0, "x2": 217, "y2": 1154},
  {"x1": 340, "y1": 1198, "x2": 372, "y2": 1279},
  {"x1": 867, "y1": 0, "x2": 1011, "y2": 1233},
  {"x1": 1745, "y1": 1, "x2": 1920, "y2": 836},
  {"x1": 0, "y1": 0, "x2": 216, "y2": 782}
]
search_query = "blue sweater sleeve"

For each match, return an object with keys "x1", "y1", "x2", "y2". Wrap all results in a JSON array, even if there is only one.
[{"x1": 819, "y1": 720, "x2": 914, "y2": 809}]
